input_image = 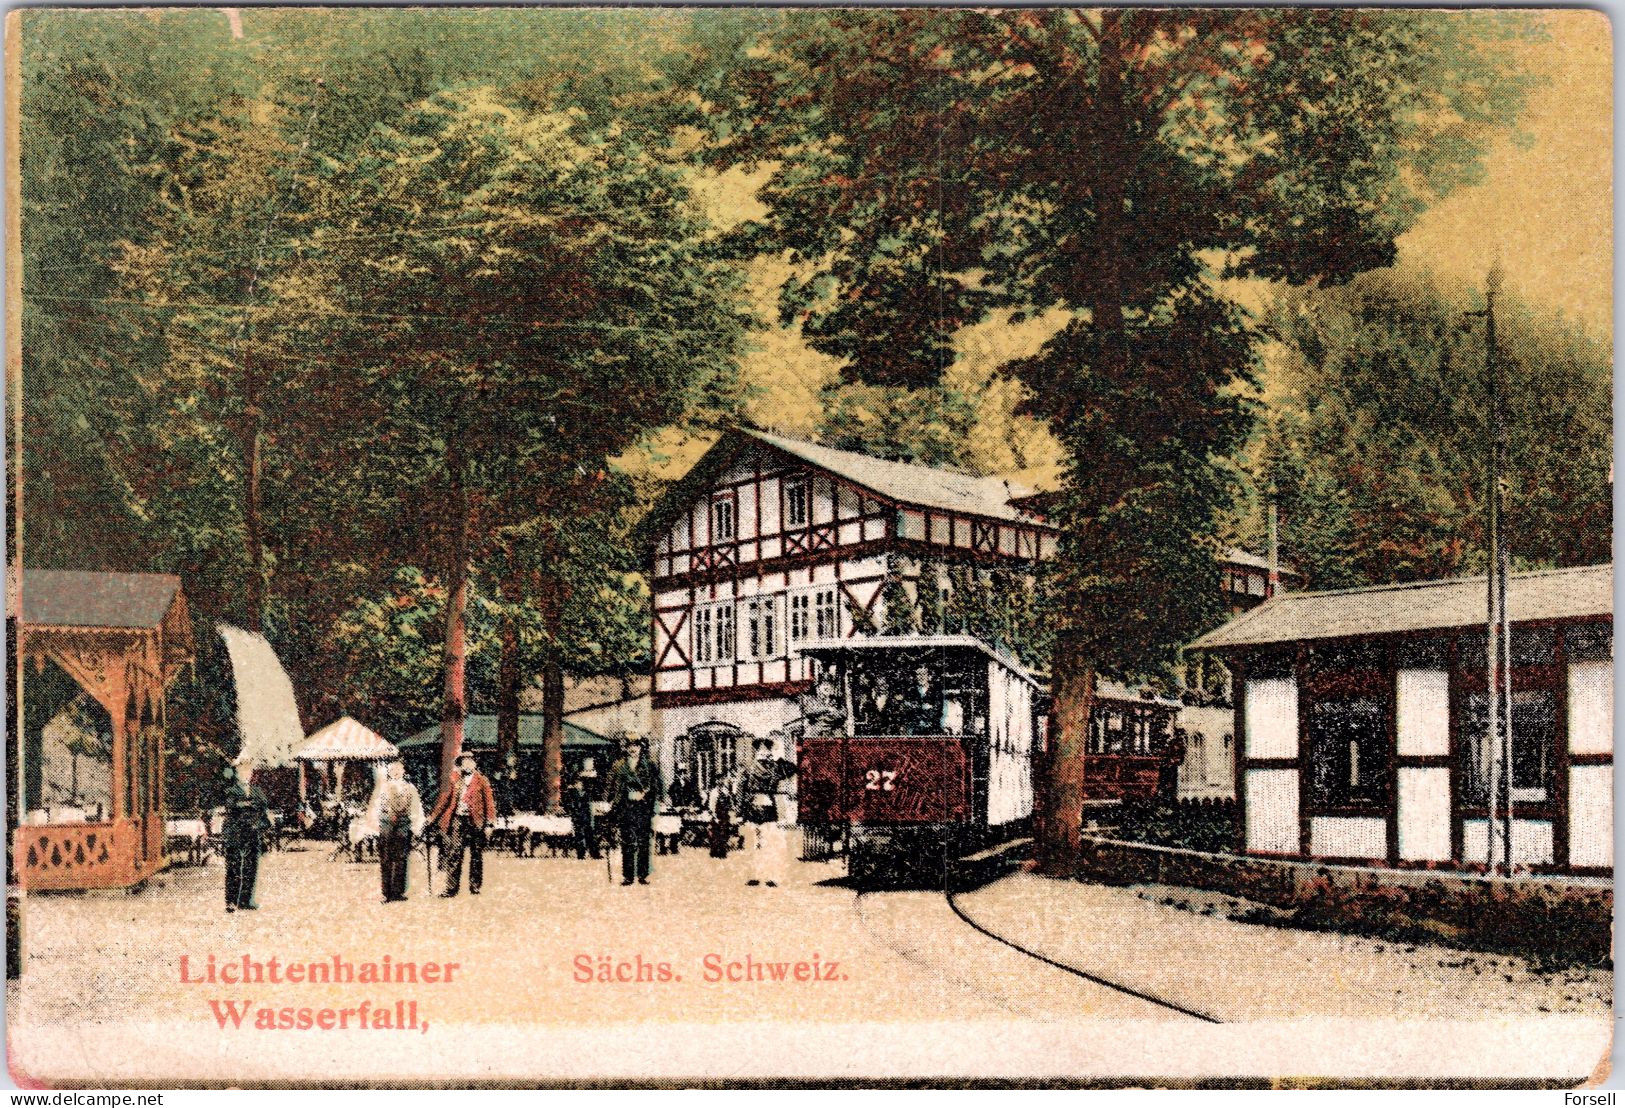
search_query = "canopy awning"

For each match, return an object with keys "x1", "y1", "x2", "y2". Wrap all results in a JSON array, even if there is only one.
[{"x1": 295, "y1": 716, "x2": 398, "y2": 762}]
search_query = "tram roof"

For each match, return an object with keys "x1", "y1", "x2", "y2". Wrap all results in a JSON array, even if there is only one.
[{"x1": 794, "y1": 634, "x2": 1040, "y2": 688}]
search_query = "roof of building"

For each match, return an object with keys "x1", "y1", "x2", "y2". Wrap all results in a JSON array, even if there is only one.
[
  {"x1": 397, "y1": 715, "x2": 616, "y2": 751},
  {"x1": 295, "y1": 717, "x2": 399, "y2": 762},
  {"x1": 746, "y1": 430, "x2": 1044, "y2": 525},
  {"x1": 1190, "y1": 564, "x2": 1612, "y2": 651},
  {"x1": 1222, "y1": 546, "x2": 1303, "y2": 580},
  {"x1": 16, "y1": 568, "x2": 184, "y2": 630}
]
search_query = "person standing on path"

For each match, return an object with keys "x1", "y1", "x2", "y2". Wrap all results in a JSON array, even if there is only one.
[
  {"x1": 370, "y1": 760, "x2": 425, "y2": 902},
  {"x1": 608, "y1": 737, "x2": 663, "y2": 885},
  {"x1": 428, "y1": 752, "x2": 495, "y2": 897},
  {"x1": 220, "y1": 755, "x2": 272, "y2": 913},
  {"x1": 563, "y1": 764, "x2": 602, "y2": 860},
  {"x1": 734, "y1": 735, "x2": 797, "y2": 888}
]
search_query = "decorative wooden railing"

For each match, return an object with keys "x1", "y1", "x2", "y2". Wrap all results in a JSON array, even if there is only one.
[{"x1": 13, "y1": 818, "x2": 164, "y2": 890}]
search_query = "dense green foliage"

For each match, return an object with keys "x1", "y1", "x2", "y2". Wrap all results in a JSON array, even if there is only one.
[
  {"x1": 17, "y1": 9, "x2": 753, "y2": 805},
  {"x1": 1234, "y1": 272, "x2": 1611, "y2": 590},
  {"x1": 17, "y1": 10, "x2": 1595, "y2": 837}
]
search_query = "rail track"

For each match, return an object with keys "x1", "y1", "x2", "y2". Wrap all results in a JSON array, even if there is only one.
[{"x1": 849, "y1": 836, "x2": 1224, "y2": 1024}]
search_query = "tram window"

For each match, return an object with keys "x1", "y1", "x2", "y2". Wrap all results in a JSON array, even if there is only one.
[{"x1": 1307, "y1": 698, "x2": 1387, "y2": 808}]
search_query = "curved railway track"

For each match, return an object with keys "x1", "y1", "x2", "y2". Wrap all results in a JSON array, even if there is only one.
[{"x1": 847, "y1": 841, "x2": 1224, "y2": 1024}]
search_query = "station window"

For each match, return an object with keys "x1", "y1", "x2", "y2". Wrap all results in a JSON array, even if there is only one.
[
  {"x1": 1460, "y1": 689, "x2": 1556, "y2": 805},
  {"x1": 789, "y1": 586, "x2": 838, "y2": 642},
  {"x1": 742, "y1": 596, "x2": 780, "y2": 659},
  {"x1": 693, "y1": 602, "x2": 735, "y2": 665},
  {"x1": 1306, "y1": 697, "x2": 1388, "y2": 808}
]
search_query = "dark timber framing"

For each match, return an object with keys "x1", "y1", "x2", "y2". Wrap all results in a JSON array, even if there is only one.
[{"x1": 1219, "y1": 614, "x2": 1612, "y2": 877}]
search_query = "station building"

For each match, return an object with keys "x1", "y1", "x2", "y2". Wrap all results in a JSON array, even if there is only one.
[{"x1": 1190, "y1": 564, "x2": 1612, "y2": 875}]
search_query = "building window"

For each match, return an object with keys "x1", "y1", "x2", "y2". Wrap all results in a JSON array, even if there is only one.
[
  {"x1": 712, "y1": 496, "x2": 736, "y2": 542},
  {"x1": 814, "y1": 587, "x2": 839, "y2": 639},
  {"x1": 742, "y1": 596, "x2": 779, "y2": 660},
  {"x1": 1461, "y1": 689, "x2": 1556, "y2": 805},
  {"x1": 789, "y1": 586, "x2": 838, "y2": 642},
  {"x1": 693, "y1": 602, "x2": 735, "y2": 665},
  {"x1": 1306, "y1": 698, "x2": 1388, "y2": 808},
  {"x1": 788, "y1": 592, "x2": 811, "y2": 643},
  {"x1": 784, "y1": 479, "x2": 808, "y2": 528}
]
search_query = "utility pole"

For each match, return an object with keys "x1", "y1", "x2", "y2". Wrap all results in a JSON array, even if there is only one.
[
  {"x1": 1481, "y1": 265, "x2": 1513, "y2": 877},
  {"x1": 1267, "y1": 495, "x2": 1280, "y2": 599}
]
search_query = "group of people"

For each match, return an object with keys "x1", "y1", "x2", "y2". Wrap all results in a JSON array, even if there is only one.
[{"x1": 214, "y1": 732, "x2": 803, "y2": 911}]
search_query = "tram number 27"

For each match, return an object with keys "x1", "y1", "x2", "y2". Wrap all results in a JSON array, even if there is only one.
[{"x1": 864, "y1": 769, "x2": 897, "y2": 792}]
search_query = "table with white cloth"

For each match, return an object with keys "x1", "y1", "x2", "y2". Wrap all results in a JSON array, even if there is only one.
[
  {"x1": 164, "y1": 818, "x2": 212, "y2": 866},
  {"x1": 493, "y1": 813, "x2": 576, "y2": 856}
]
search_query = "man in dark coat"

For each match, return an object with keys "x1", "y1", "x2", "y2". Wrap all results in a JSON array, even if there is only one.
[
  {"x1": 428, "y1": 751, "x2": 496, "y2": 897},
  {"x1": 563, "y1": 763, "x2": 601, "y2": 860},
  {"x1": 220, "y1": 756, "x2": 272, "y2": 912},
  {"x1": 608, "y1": 737, "x2": 663, "y2": 885}
]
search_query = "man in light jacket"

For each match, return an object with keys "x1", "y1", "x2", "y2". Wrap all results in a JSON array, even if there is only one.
[{"x1": 370, "y1": 760, "x2": 425, "y2": 903}]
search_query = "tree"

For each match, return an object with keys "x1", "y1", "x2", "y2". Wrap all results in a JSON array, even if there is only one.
[
  {"x1": 313, "y1": 88, "x2": 747, "y2": 786},
  {"x1": 708, "y1": 9, "x2": 1531, "y2": 868},
  {"x1": 1242, "y1": 271, "x2": 1610, "y2": 588}
]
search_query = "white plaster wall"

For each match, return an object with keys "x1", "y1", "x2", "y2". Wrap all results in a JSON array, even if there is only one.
[
  {"x1": 1568, "y1": 659, "x2": 1612, "y2": 755},
  {"x1": 1462, "y1": 819, "x2": 1555, "y2": 866},
  {"x1": 1176, "y1": 704, "x2": 1236, "y2": 799},
  {"x1": 1396, "y1": 669, "x2": 1450, "y2": 757},
  {"x1": 1396, "y1": 766, "x2": 1452, "y2": 861},
  {"x1": 1310, "y1": 816, "x2": 1387, "y2": 860},
  {"x1": 1244, "y1": 768, "x2": 1299, "y2": 854},
  {"x1": 1244, "y1": 678, "x2": 1298, "y2": 759},
  {"x1": 1568, "y1": 765, "x2": 1612, "y2": 868}
]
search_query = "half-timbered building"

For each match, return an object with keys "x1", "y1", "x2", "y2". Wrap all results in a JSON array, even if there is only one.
[
  {"x1": 1190, "y1": 564, "x2": 1612, "y2": 875},
  {"x1": 645, "y1": 430, "x2": 1058, "y2": 792}
]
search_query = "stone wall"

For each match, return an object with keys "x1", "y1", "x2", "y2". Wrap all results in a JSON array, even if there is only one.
[{"x1": 1074, "y1": 834, "x2": 1613, "y2": 967}]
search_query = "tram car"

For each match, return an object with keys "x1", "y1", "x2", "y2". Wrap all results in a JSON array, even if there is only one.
[{"x1": 793, "y1": 635, "x2": 1043, "y2": 880}]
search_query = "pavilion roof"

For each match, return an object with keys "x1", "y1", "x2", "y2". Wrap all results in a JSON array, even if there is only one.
[
  {"x1": 16, "y1": 568, "x2": 183, "y2": 630},
  {"x1": 296, "y1": 716, "x2": 399, "y2": 762}
]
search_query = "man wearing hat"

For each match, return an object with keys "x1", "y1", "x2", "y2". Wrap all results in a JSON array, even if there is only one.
[
  {"x1": 733, "y1": 735, "x2": 797, "y2": 888},
  {"x1": 369, "y1": 760, "x2": 425, "y2": 903},
  {"x1": 563, "y1": 759, "x2": 602, "y2": 861},
  {"x1": 607, "y1": 736, "x2": 663, "y2": 885},
  {"x1": 220, "y1": 755, "x2": 272, "y2": 912},
  {"x1": 428, "y1": 751, "x2": 496, "y2": 897}
]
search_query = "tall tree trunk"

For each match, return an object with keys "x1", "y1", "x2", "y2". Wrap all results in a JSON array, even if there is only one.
[
  {"x1": 540, "y1": 647, "x2": 565, "y2": 813},
  {"x1": 439, "y1": 468, "x2": 470, "y2": 787},
  {"x1": 241, "y1": 416, "x2": 265, "y2": 635},
  {"x1": 1035, "y1": 631, "x2": 1096, "y2": 872},
  {"x1": 536, "y1": 571, "x2": 565, "y2": 813},
  {"x1": 496, "y1": 565, "x2": 521, "y2": 800},
  {"x1": 1034, "y1": 12, "x2": 1126, "y2": 874}
]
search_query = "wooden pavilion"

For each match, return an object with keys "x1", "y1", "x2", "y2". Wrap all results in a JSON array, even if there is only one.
[{"x1": 11, "y1": 568, "x2": 194, "y2": 890}]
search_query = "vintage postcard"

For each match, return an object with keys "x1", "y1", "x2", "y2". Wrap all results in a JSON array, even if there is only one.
[{"x1": 3, "y1": 5, "x2": 1613, "y2": 1089}]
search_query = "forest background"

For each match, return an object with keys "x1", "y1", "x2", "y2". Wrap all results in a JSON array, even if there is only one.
[{"x1": 12, "y1": 9, "x2": 1610, "y2": 823}]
